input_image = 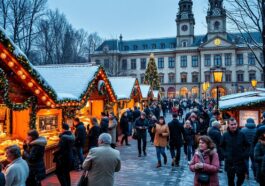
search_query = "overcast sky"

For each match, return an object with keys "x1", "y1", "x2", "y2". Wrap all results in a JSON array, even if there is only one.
[{"x1": 48, "y1": 0, "x2": 213, "y2": 40}]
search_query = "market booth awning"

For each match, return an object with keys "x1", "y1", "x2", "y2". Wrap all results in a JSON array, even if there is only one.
[
  {"x1": 153, "y1": 90, "x2": 161, "y2": 101},
  {"x1": 140, "y1": 85, "x2": 153, "y2": 100},
  {"x1": 109, "y1": 77, "x2": 142, "y2": 116},
  {"x1": 219, "y1": 88, "x2": 265, "y2": 128}
]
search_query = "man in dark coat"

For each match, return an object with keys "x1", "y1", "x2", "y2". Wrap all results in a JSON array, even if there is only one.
[
  {"x1": 54, "y1": 124, "x2": 75, "y2": 186},
  {"x1": 133, "y1": 106, "x2": 141, "y2": 122},
  {"x1": 135, "y1": 112, "x2": 149, "y2": 157},
  {"x1": 208, "y1": 121, "x2": 223, "y2": 166},
  {"x1": 154, "y1": 105, "x2": 161, "y2": 120},
  {"x1": 88, "y1": 118, "x2": 101, "y2": 149},
  {"x1": 100, "y1": 112, "x2": 109, "y2": 134},
  {"x1": 168, "y1": 113, "x2": 185, "y2": 166},
  {"x1": 220, "y1": 118, "x2": 250, "y2": 186},
  {"x1": 73, "y1": 118, "x2": 87, "y2": 167},
  {"x1": 23, "y1": 130, "x2": 47, "y2": 186},
  {"x1": 0, "y1": 163, "x2": 5, "y2": 186},
  {"x1": 120, "y1": 112, "x2": 130, "y2": 146},
  {"x1": 241, "y1": 118, "x2": 257, "y2": 178}
]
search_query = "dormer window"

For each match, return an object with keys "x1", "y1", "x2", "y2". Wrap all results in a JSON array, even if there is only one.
[
  {"x1": 160, "y1": 43, "x2": 165, "y2": 49},
  {"x1": 152, "y1": 44, "x2": 156, "y2": 49},
  {"x1": 124, "y1": 46, "x2": 129, "y2": 51},
  {"x1": 182, "y1": 41, "x2": 188, "y2": 47},
  {"x1": 133, "y1": 45, "x2": 138, "y2": 50},
  {"x1": 143, "y1": 44, "x2": 148, "y2": 50}
]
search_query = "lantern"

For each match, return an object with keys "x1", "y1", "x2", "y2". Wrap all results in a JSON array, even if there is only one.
[{"x1": 251, "y1": 79, "x2": 257, "y2": 89}]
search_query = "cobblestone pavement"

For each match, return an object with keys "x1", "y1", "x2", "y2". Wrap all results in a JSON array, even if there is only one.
[
  {"x1": 114, "y1": 113, "x2": 258, "y2": 186},
  {"x1": 43, "y1": 112, "x2": 258, "y2": 186}
]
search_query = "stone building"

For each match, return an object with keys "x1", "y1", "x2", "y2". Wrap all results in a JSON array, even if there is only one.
[{"x1": 91, "y1": 0, "x2": 263, "y2": 98}]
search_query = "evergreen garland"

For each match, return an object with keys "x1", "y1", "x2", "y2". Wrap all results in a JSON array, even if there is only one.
[
  {"x1": 0, "y1": 68, "x2": 38, "y2": 129},
  {"x1": 144, "y1": 53, "x2": 160, "y2": 90}
]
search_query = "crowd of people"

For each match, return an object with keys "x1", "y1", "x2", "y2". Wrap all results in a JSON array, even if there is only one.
[{"x1": 0, "y1": 97, "x2": 265, "y2": 186}]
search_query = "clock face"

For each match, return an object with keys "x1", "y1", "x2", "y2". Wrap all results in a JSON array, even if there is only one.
[
  {"x1": 212, "y1": 8, "x2": 221, "y2": 16},
  {"x1": 181, "y1": 25, "x2": 188, "y2": 31},
  {"x1": 214, "y1": 38, "x2": 221, "y2": 46}
]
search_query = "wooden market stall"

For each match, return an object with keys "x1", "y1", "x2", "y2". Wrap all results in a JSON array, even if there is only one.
[
  {"x1": 0, "y1": 27, "x2": 117, "y2": 173},
  {"x1": 139, "y1": 85, "x2": 153, "y2": 108},
  {"x1": 109, "y1": 77, "x2": 142, "y2": 118},
  {"x1": 219, "y1": 89, "x2": 265, "y2": 127}
]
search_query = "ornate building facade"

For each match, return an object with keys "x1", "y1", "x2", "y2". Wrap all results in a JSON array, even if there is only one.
[{"x1": 91, "y1": 0, "x2": 262, "y2": 98}]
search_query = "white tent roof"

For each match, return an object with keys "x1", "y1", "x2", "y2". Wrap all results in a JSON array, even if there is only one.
[
  {"x1": 219, "y1": 90, "x2": 265, "y2": 110},
  {"x1": 153, "y1": 90, "x2": 160, "y2": 99},
  {"x1": 109, "y1": 77, "x2": 136, "y2": 100},
  {"x1": 34, "y1": 64, "x2": 100, "y2": 100},
  {"x1": 140, "y1": 85, "x2": 151, "y2": 99}
]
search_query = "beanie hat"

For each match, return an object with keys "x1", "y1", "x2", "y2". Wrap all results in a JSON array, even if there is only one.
[
  {"x1": 62, "y1": 123, "x2": 69, "y2": 130},
  {"x1": 246, "y1": 118, "x2": 255, "y2": 125}
]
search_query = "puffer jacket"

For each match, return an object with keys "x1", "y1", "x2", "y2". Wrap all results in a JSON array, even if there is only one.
[
  {"x1": 23, "y1": 137, "x2": 47, "y2": 181},
  {"x1": 241, "y1": 122, "x2": 257, "y2": 154},
  {"x1": 153, "y1": 124, "x2": 169, "y2": 147},
  {"x1": 189, "y1": 149, "x2": 220, "y2": 186}
]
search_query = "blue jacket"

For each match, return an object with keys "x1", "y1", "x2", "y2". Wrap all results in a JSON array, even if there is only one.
[{"x1": 0, "y1": 172, "x2": 5, "y2": 186}]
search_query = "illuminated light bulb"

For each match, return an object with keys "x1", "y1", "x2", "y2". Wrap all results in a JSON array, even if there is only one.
[
  {"x1": 21, "y1": 75, "x2": 26, "y2": 80},
  {"x1": 8, "y1": 61, "x2": 14, "y2": 67},
  {"x1": 56, "y1": 104, "x2": 59, "y2": 107},
  {"x1": 0, "y1": 53, "x2": 6, "y2": 59},
  {"x1": 35, "y1": 89, "x2": 40, "y2": 95},
  {"x1": 46, "y1": 101, "x2": 51, "y2": 106},
  {"x1": 51, "y1": 104, "x2": 55, "y2": 108},
  {"x1": 17, "y1": 70, "x2": 23, "y2": 76},
  {"x1": 27, "y1": 82, "x2": 33, "y2": 87},
  {"x1": 41, "y1": 96, "x2": 47, "y2": 101}
]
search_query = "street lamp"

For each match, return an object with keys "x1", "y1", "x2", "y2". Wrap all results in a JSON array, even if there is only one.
[
  {"x1": 251, "y1": 79, "x2": 257, "y2": 90},
  {"x1": 211, "y1": 67, "x2": 225, "y2": 109}
]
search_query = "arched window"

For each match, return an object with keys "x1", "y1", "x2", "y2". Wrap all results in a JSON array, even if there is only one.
[
  {"x1": 167, "y1": 87, "x2": 176, "y2": 98},
  {"x1": 214, "y1": 21, "x2": 220, "y2": 30}
]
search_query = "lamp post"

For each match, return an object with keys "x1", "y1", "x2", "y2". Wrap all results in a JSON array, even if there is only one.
[
  {"x1": 251, "y1": 79, "x2": 257, "y2": 90},
  {"x1": 211, "y1": 67, "x2": 225, "y2": 110}
]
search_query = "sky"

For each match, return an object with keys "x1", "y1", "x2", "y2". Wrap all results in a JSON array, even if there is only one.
[{"x1": 47, "y1": 0, "x2": 211, "y2": 40}]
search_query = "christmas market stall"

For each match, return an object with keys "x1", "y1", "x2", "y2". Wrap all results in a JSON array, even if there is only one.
[
  {"x1": 0, "y1": 27, "x2": 59, "y2": 172},
  {"x1": 140, "y1": 84, "x2": 153, "y2": 108},
  {"x1": 219, "y1": 89, "x2": 265, "y2": 127},
  {"x1": 109, "y1": 77, "x2": 142, "y2": 117},
  {"x1": 152, "y1": 90, "x2": 161, "y2": 101}
]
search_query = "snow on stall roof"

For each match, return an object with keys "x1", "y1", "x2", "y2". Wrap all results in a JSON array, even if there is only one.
[
  {"x1": 153, "y1": 90, "x2": 159, "y2": 99},
  {"x1": 220, "y1": 91, "x2": 259, "y2": 101},
  {"x1": 34, "y1": 64, "x2": 99, "y2": 100},
  {"x1": 109, "y1": 77, "x2": 136, "y2": 100},
  {"x1": 219, "y1": 91, "x2": 265, "y2": 110},
  {"x1": 140, "y1": 85, "x2": 151, "y2": 99}
]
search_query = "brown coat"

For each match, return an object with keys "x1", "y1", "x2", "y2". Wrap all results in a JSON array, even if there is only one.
[{"x1": 153, "y1": 124, "x2": 169, "y2": 147}]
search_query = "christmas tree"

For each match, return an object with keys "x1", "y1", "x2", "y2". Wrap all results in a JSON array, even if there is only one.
[{"x1": 144, "y1": 53, "x2": 160, "y2": 90}]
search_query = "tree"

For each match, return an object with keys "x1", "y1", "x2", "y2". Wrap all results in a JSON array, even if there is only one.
[
  {"x1": 144, "y1": 53, "x2": 160, "y2": 90},
  {"x1": 226, "y1": 0, "x2": 265, "y2": 87}
]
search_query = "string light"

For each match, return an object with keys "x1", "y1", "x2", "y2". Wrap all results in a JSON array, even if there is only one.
[
  {"x1": 35, "y1": 89, "x2": 40, "y2": 95},
  {"x1": 0, "y1": 53, "x2": 6, "y2": 59},
  {"x1": 8, "y1": 61, "x2": 14, "y2": 67},
  {"x1": 46, "y1": 101, "x2": 51, "y2": 106},
  {"x1": 41, "y1": 96, "x2": 47, "y2": 101},
  {"x1": 17, "y1": 70, "x2": 23, "y2": 76},
  {"x1": 21, "y1": 75, "x2": 26, "y2": 80},
  {"x1": 28, "y1": 82, "x2": 33, "y2": 87}
]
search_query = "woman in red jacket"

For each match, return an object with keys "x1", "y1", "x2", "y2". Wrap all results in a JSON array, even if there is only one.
[{"x1": 189, "y1": 135, "x2": 220, "y2": 186}]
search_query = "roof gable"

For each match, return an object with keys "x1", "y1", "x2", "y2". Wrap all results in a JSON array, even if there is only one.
[{"x1": 140, "y1": 85, "x2": 152, "y2": 99}]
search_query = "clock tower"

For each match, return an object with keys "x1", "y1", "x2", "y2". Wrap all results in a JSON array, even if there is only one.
[
  {"x1": 176, "y1": 0, "x2": 195, "y2": 47},
  {"x1": 206, "y1": 0, "x2": 227, "y2": 40}
]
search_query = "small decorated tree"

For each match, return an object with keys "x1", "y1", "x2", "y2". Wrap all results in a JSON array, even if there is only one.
[{"x1": 144, "y1": 53, "x2": 160, "y2": 90}]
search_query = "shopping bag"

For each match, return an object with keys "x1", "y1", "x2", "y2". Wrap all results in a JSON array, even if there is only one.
[{"x1": 77, "y1": 170, "x2": 89, "y2": 186}]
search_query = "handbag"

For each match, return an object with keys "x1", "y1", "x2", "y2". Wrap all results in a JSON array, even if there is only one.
[
  {"x1": 78, "y1": 170, "x2": 89, "y2": 186},
  {"x1": 132, "y1": 129, "x2": 138, "y2": 140},
  {"x1": 197, "y1": 151, "x2": 212, "y2": 184}
]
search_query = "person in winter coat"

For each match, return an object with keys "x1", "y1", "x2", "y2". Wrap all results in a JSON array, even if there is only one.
[
  {"x1": 73, "y1": 118, "x2": 87, "y2": 167},
  {"x1": 100, "y1": 112, "x2": 109, "y2": 134},
  {"x1": 189, "y1": 135, "x2": 220, "y2": 186},
  {"x1": 135, "y1": 112, "x2": 149, "y2": 157},
  {"x1": 82, "y1": 133, "x2": 121, "y2": 186},
  {"x1": 108, "y1": 112, "x2": 118, "y2": 149},
  {"x1": 168, "y1": 113, "x2": 185, "y2": 166},
  {"x1": 0, "y1": 164, "x2": 5, "y2": 186},
  {"x1": 207, "y1": 121, "x2": 223, "y2": 166},
  {"x1": 241, "y1": 118, "x2": 257, "y2": 178},
  {"x1": 220, "y1": 117, "x2": 250, "y2": 186},
  {"x1": 23, "y1": 130, "x2": 47, "y2": 186},
  {"x1": 88, "y1": 118, "x2": 101, "y2": 149},
  {"x1": 198, "y1": 115, "x2": 209, "y2": 136},
  {"x1": 153, "y1": 116, "x2": 169, "y2": 168},
  {"x1": 4, "y1": 145, "x2": 29, "y2": 186},
  {"x1": 133, "y1": 106, "x2": 141, "y2": 122},
  {"x1": 148, "y1": 115, "x2": 157, "y2": 143},
  {"x1": 120, "y1": 112, "x2": 130, "y2": 146},
  {"x1": 54, "y1": 124, "x2": 75, "y2": 186},
  {"x1": 184, "y1": 120, "x2": 195, "y2": 162},
  {"x1": 154, "y1": 105, "x2": 161, "y2": 121},
  {"x1": 254, "y1": 131, "x2": 265, "y2": 185}
]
